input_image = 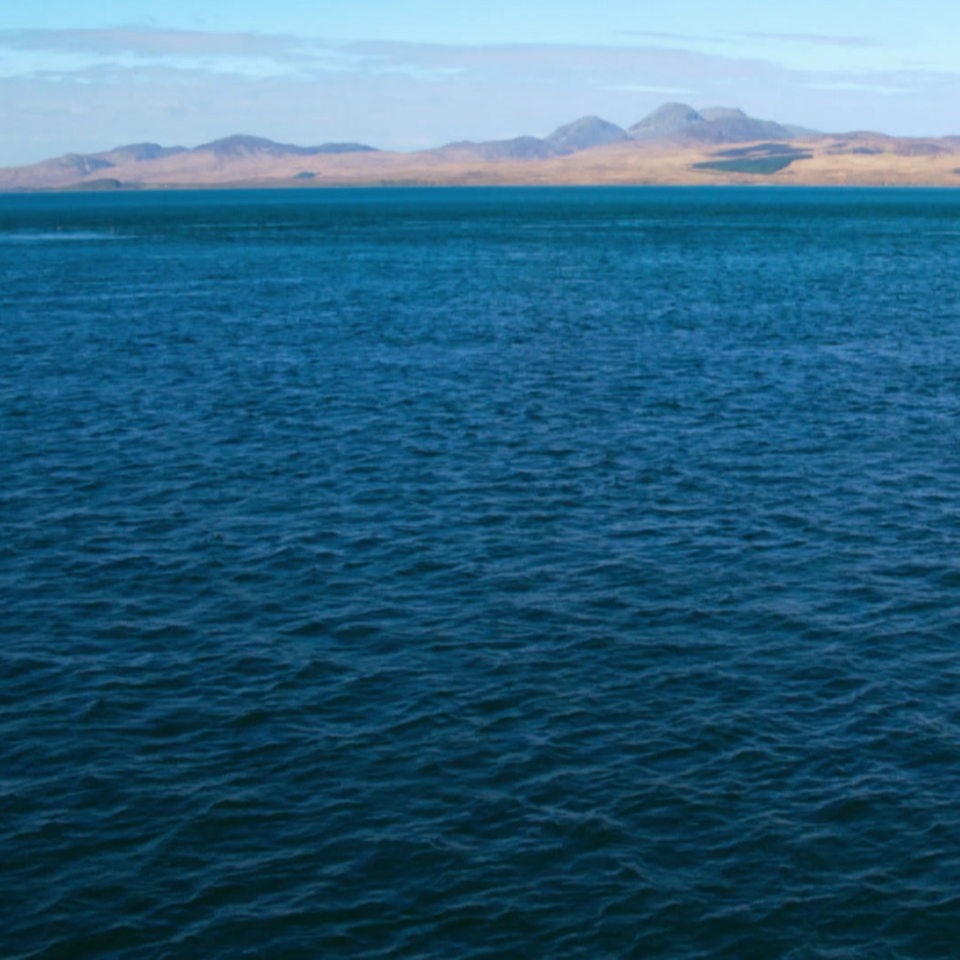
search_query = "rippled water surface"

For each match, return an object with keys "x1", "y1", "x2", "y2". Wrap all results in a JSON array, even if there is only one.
[{"x1": 4, "y1": 187, "x2": 960, "y2": 958}]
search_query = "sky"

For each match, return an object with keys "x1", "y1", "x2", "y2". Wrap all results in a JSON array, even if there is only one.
[{"x1": 1, "y1": 0, "x2": 960, "y2": 165}]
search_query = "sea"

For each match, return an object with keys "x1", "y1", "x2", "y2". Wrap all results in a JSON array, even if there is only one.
[{"x1": 3, "y1": 186, "x2": 960, "y2": 959}]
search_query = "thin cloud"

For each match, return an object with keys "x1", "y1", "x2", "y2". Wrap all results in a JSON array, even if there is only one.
[
  {"x1": 345, "y1": 39, "x2": 778, "y2": 79},
  {"x1": 617, "y1": 31, "x2": 726, "y2": 44},
  {"x1": 804, "y1": 81, "x2": 911, "y2": 94},
  {"x1": 0, "y1": 28, "x2": 384, "y2": 79},
  {"x1": 0, "y1": 28, "x2": 308, "y2": 59},
  {"x1": 0, "y1": 31, "x2": 785, "y2": 84},
  {"x1": 606, "y1": 84, "x2": 698, "y2": 95},
  {"x1": 617, "y1": 29, "x2": 883, "y2": 51},
  {"x1": 745, "y1": 32, "x2": 882, "y2": 48}
]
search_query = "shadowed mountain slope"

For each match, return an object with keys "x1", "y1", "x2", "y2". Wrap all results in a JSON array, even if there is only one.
[
  {"x1": 195, "y1": 135, "x2": 378, "y2": 158},
  {"x1": 628, "y1": 103, "x2": 800, "y2": 144},
  {"x1": 434, "y1": 136, "x2": 558, "y2": 161}
]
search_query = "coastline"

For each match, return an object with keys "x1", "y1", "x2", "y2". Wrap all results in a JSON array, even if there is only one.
[{"x1": 2, "y1": 136, "x2": 959, "y2": 192}]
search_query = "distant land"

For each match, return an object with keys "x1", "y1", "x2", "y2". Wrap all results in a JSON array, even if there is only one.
[{"x1": 3, "y1": 103, "x2": 960, "y2": 191}]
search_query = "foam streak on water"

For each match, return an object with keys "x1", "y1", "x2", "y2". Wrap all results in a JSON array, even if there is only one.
[{"x1": 3, "y1": 187, "x2": 960, "y2": 958}]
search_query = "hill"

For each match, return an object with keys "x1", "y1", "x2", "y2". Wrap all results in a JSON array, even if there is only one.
[{"x1": 0, "y1": 105, "x2": 958, "y2": 190}]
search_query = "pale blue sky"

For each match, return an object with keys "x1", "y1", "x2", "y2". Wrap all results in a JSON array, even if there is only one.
[{"x1": 1, "y1": 1, "x2": 959, "y2": 165}]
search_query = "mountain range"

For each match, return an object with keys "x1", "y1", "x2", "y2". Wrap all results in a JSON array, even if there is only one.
[{"x1": 2, "y1": 103, "x2": 959, "y2": 190}]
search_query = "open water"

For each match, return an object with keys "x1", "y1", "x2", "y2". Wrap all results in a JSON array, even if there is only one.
[{"x1": 3, "y1": 186, "x2": 960, "y2": 958}]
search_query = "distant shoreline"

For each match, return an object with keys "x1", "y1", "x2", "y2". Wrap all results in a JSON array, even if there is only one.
[
  {"x1": 4, "y1": 104, "x2": 960, "y2": 192},
  {"x1": 5, "y1": 182, "x2": 960, "y2": 199}
]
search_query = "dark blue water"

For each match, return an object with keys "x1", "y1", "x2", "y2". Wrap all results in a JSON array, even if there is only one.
[{"x1": 4, "y1": 187, "x2": 960, "y2": 958}]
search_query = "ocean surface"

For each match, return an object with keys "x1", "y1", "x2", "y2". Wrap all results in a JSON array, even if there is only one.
[{"x1": 3, "y1": 186, "x2": 960, "y2": 959}]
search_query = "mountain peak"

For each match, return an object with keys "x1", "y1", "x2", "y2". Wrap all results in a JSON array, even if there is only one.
[
  {"x1": 545, "y1": 116, "x2": 629, "y2": 153},
  {"x1": 193, "y1": 135, "x2": 377, "y2": 158},
  {"x1": 99, "y1": 142, "x2": 187, "y2": 163},
  {"x1": 628, "y1": 103, "x2": 709, "y2": 141},
  {"x1": 647, "y1": 102, "x2": 702, "y2": 119},
  {"x1": 700, "y1": 107, "x2": 748, "y2": 122},
  {"x1": 197, "y1": 134, "x2": 294, "y2": 157},
  {"x1": 629, "y1": 104, "x2": 796, "y2": 144}
]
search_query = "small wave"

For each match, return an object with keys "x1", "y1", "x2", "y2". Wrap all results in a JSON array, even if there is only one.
[{"x1": 0, "y1": 230, "x2": 127, "y2": 243}]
